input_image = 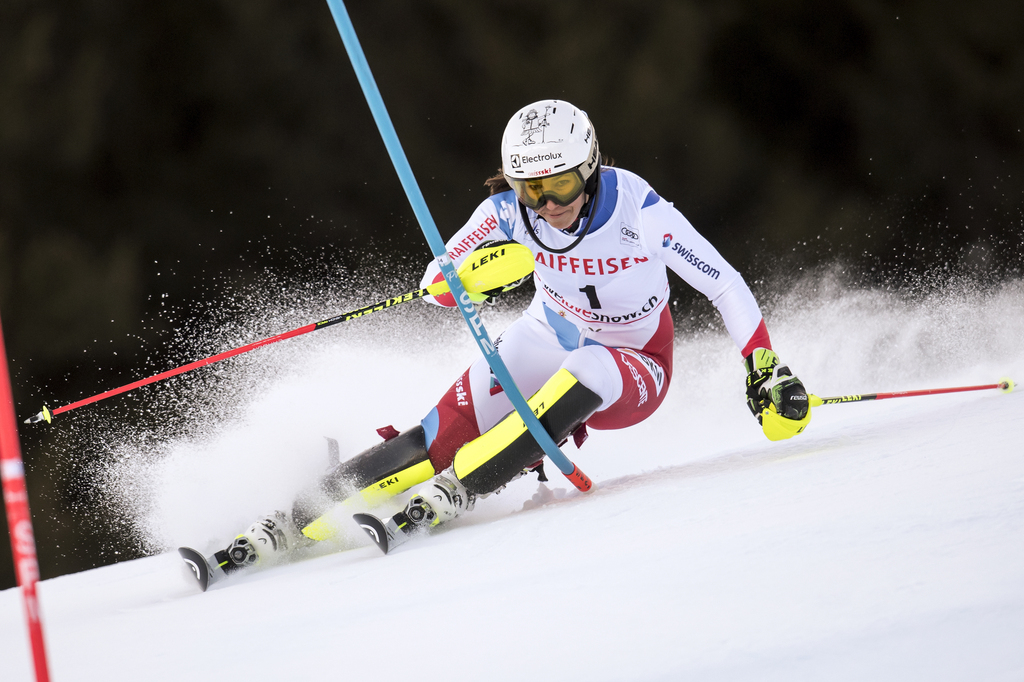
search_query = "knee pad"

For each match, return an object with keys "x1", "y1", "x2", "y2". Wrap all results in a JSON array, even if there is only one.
[{"x1": 453, "y1": 369, "x2": 602, "y2": 495}]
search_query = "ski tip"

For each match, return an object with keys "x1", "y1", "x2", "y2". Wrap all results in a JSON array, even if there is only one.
[
  {"x1": 178, "y1": 547, "x2": 212, "y2": 592},
  {"x1": 353, "y1": 513, "x2": 390, "y2": 555}
]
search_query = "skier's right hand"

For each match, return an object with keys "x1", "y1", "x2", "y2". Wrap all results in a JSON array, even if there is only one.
[{"x1": 470, "y1": 240, "x2": 530, "y2": 302}]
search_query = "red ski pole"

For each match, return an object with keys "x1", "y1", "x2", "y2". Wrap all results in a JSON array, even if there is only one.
[
  {"x1": 809, "y1": 378, "x2": 1015, "y2": 407},
  {"x1": 23, "y1": 243, "x2": 534, "y2": 425}
]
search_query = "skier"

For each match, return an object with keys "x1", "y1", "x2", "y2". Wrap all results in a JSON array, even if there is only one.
[{"x1": 189, "y1": 99, "x2": 810, "y2": 584}]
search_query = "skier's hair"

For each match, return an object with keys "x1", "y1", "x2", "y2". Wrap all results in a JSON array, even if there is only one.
[
  {"x1": 483, "y1": 170, "x2": 511, "y2": 196},
  {"x1": 484, "y1": 157, "x2": 615, "y2": 196}
]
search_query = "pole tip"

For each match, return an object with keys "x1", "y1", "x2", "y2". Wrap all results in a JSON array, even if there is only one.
[
  {"x1": 564, "y1": 463, "x2": 594, "y2": 492},
  {"x1": 23, "y1": 406, "x2": 52, "y2": 425},
  {"x1": 999, "y1": 377, "x2": 1015, "y2": 394}
]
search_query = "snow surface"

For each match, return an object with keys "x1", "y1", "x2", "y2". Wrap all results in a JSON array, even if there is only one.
[{"x1": 2, "y1": 275, "x2": 1024, "y2": 681}]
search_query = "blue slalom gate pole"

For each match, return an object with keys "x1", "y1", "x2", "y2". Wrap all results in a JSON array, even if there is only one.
[{"x1": 323, "y1": 1, "x2": 592, "y2": 491}]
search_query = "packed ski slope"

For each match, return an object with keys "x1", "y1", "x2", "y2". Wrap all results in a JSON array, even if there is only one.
[{"x1": 2, "y1": 273, "x2": 1023, "y2": 681}]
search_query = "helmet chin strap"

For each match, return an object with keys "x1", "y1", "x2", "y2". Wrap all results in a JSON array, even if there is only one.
[{"x1": 519, "y1": 171, "x2": 601, "y2": 255}]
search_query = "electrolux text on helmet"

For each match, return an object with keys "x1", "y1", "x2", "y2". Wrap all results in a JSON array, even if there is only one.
[{"x1": 515, "y1": 151, "x2": 564, "y2": 165}]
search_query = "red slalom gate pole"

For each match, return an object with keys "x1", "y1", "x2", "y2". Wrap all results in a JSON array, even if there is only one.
[{"x1": 0, "y1": 316, "x2": 51, "y2": 681}]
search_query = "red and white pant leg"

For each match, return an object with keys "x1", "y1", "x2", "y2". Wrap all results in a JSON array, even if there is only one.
[{"x1": 420, "y1": 306, "x2": 675, "y2": 470}]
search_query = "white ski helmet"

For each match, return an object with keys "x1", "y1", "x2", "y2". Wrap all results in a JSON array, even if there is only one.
[{"x1": 501, "y1": 100, "x2": 601, "y2": 210}]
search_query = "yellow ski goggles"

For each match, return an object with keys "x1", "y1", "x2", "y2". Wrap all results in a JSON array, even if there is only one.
[{"x1": 509, "y1": 169, "x2": 586, "y2": 210}]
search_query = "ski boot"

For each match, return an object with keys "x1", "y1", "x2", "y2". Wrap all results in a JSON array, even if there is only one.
[
  {"x1": 224, "y1": 510, "x2": 310, "y2": 570},
  {"x1": 179, "y1": 511, "x2": 307, "y2": 592},
  {"x1": 354, "y1": 468, "x2": 475, "y2": 555}
]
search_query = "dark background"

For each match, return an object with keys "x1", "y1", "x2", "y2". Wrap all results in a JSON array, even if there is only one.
[{"x1": 2, "y1": 1, "x2": 1022, "y2": 589}]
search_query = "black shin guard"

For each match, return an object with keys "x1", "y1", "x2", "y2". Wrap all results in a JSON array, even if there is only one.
[
  {"x1": 453, "y1": 369, "x2": 602, "y2": 495},
  {"x1": 292, "y1": 425, "x2": 435, "y2": 533}
]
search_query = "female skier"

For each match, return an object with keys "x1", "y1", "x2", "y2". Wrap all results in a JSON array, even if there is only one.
[{"x1": 192, "y1": 99, "x2": 810, "y2": 583}]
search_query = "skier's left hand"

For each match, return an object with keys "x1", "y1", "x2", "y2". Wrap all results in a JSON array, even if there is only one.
[{"x1": 744, "y1": 348, "x2": 811, "y2": 440}]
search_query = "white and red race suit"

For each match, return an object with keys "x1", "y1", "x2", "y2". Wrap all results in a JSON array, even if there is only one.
[{"x1": 418, "y1": 167, "x2": 771, "y2": 472}]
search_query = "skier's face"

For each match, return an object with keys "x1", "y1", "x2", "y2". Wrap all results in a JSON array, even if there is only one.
[{"x1": 535, "y1": 191, "x2": 587, "y2": 231}]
